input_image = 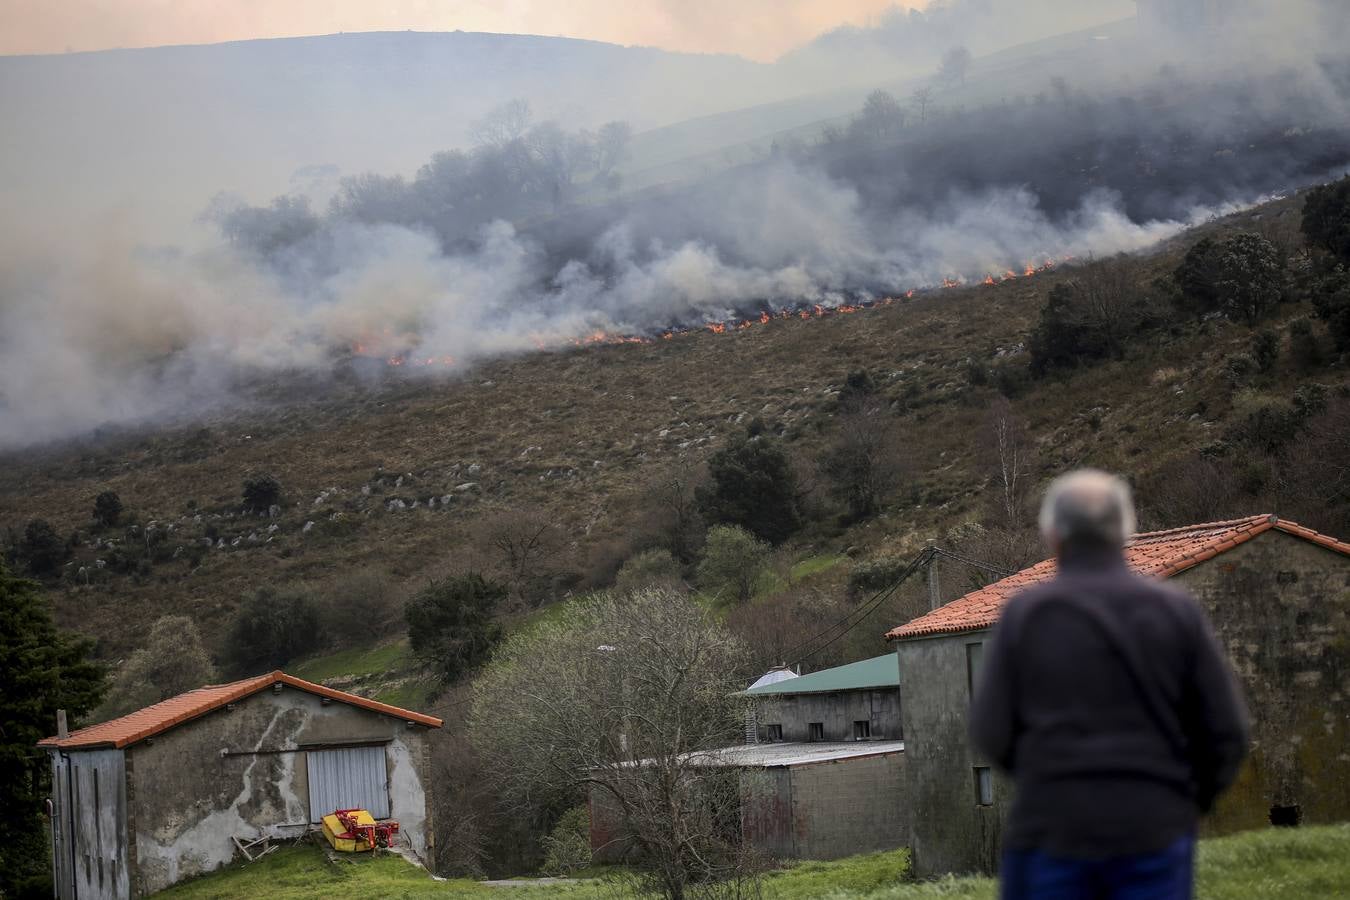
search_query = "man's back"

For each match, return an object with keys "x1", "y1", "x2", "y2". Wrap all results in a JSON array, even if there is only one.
[{"x1": 971, "y1": 551, "x2": 1250, "y2": 858}]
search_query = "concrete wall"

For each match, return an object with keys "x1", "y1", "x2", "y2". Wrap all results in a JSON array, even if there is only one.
[
  {"x1": 898, "y1": 530, "x2": 1350, "y2": 877},
  {"x1": 1175, "y1": 533, "x2": 1350, "y2": 834},
  {"x1": 754, "y1": 689, "x2": 901, "y2": 743},
  {"x1": 895, "y1": 631, "x2": 1007, "y2": 878},
  {"x1": 124, "y1": 684, "x2": 434, "y2": 895},
  {"x1": 785, "y1": 752, "x2": 908, "y2": 860},
  {"x1": 50, "y1": 748, "x2": 130, "y2": 900}
]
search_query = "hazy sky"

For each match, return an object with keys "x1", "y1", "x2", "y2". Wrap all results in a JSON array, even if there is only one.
[{"x1": 0, "y1": 0, "x2": 923, "y2": 61}]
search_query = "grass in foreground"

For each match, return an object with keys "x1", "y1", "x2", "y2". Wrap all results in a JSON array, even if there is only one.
[{"x1": 158, "y1": 824, "x2": 1350, "y2": 899}]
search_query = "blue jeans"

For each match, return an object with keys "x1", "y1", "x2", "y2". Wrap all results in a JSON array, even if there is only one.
[{"x1": 1001, "y1": 833, "x2": 1195, "y2": 900}]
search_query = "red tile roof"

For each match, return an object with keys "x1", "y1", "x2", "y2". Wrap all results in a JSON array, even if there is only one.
[
  {"x1": 886, "y1": 515, "x2": 1350, "y2": 642},
  {"x1": 38, "y1": 671, "x2": 443, "y2": 750}
]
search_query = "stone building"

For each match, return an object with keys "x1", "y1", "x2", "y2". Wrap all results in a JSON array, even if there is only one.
[
  {"x1": 590, "y1": 654, "x2": 908, "y2": 863},
  {"x1": 885, "y1": 515, "x2": 1350, "y2": 877},
  {"x1": 39, "y1": 670, "x2": 442, "y2": 898},
  {"x1": 744, "y1": 654, "x2": 901, "y2": 744}
]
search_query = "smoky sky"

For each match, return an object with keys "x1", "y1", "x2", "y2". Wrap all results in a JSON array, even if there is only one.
[
  {"x1": 0, "y1": 0, "x2": 923, "y2": 61},
  {"x1": 0, "y1": 2, "x2": 1347, "y2": 448}
]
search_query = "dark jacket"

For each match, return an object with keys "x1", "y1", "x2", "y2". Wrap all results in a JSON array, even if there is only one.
[{"x1": 970, "y1": 545, "x2": 1250, "y2": 858}]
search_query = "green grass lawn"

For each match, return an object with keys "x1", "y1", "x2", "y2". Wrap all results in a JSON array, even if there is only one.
[{"x1": 157, "y1": 825, "x2": 1350, "y2": 899}]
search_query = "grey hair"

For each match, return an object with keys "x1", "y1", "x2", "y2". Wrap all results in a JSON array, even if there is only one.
[{"x1": 1038, "y1": 469, "x2": 1137, "y2": 548}]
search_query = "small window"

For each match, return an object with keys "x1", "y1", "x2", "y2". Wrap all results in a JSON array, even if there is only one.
[
  {"x1": 966, "y1": 642, "x2": 985, "y2": 699},
  {"x1": 974, "y1": 766, "x2": 993, "y2": 806},
  {"x1": 853, "y1": 720, "x2": 871, "y2": 741},
  {"x1": 808, "y1": 722, "x2": 825, "y2": 741},
  {"x1": 1269, "y1": 805, "x2": 1301, "y2": 827},
  {"x1": 764, "y1": 724, "x2": 783, "y2": 742}
]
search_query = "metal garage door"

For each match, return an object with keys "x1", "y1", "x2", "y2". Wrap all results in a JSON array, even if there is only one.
[{"x1": 307, "y1": 746, "x2": 390, "y2": 822}]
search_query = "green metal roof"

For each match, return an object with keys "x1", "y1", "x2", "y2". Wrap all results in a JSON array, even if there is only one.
[{"x1": 743, "y1": 654, "x2": 898, "y2": 696}]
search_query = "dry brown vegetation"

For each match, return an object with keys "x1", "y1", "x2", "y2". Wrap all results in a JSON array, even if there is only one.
[{"x1": 1, "y1": 191, "x2": 1343, "y2": 670}]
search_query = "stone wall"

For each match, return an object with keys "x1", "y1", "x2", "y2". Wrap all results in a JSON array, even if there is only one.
[
  {"x1": 785, "y1": 751, "x2": 908, "y2": 860},
  {"x1": 894, "y1": 630, "x2": 1007, "y2": 878},
  {"x1": 124, "y1": 684, "x2": 434, "y2": 894},
  {"x1": 754, "y1": 689, "x2": 901, "y2": 743},
  {"x1": 1176, "y1": 533, "x2": 1350, "y2": 834}
]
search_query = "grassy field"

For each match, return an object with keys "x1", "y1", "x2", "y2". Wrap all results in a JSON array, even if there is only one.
[{"x1": 158, "y1": 825, "x2": 1350, "y2": 899}]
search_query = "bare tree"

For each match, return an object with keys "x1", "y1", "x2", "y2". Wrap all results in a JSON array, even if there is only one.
[
  {"x1": 641, "y1": 461, "x2": 705, "y2": 563},
  {"x1": 471, "y1": 589, "x2": 755, "y2": 899},
  {"x1": 824, "y1": 400, "x2": 906, "y2": 522},
  {"x1": 1065, "y1": 255, "x2": 1148, "y2": 359},
  {"x1": 102, "y1": 615, "x2": 217, "y2": 716},
  {"x1": 482, "y1": 509, "x2": 564, "y2": 606},
  {"x1": 853, "y1": 89, "x2": 906, "y2": 142},
  {"x1": 470, "y1": 98, "x2": 533, "y2": 149},
  {"x1": 910, "y1": 86, "x2": 935, "y2": 125},
  {"x1": 938, "y1": 46, "x2": 973, "y2": 87},
  {"x1": 983, "y1": 396, "x2": 1037, "y2": 531}
]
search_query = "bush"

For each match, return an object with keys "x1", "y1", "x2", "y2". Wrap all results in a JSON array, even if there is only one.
[
  {"x1": 1213, "y1": 233, "x2": 1285, "y2": 322},
  {"x1": 1225, "y1": 353, "x2": 1259, "y2": 388},
  {"x1": 848, "y1": 555, "x2": 913, "y2": 596},
  {"x1": 539, "y1": 806, "x2": 592, "y2": 876},
  {"x1": 697, "y1": 431, "x2": 802, "y2": 545},
  {"x1": 1288, "y1": 317, "x2": 1326, "y2": 369},
  {"x1": 1310, "y1": 269, "x2": 1350, "y2": 353},
  {"x1": 92, "y1": 490, "x2": 123, "y2": 527},
  {"x1": 1302, "y1": 176, "x2": 1350, "y2": 265},
  {"x1": 102, "y1": 615, "x2": 217, "y2": 716},
  {"x1": 1028, "y1": 282, "x2": 1109, "y2": 375},
  {"x1": 405, "y1": 574, "x2": 505, "y2": 686},
  {"x1": 614, "y1": 548, "x2": 683, "y2": 594},
  {"x1": 20, "y1": 519, "x2": 67, "y2": 576},
  {"x1": 241, "y1": 473, "x2": 282, "y2": 513},
  {"x1": 696, "y1": 525, "x2": 771, "y2": 604},
  {"x1": 837, "y1": 369, "x2": 878, "y2": 412},
  {"x1": 1251, "y1": 330, "x2": 1280, "y2": 373},
  {"x1": 225, "y1": 588, "x2": 324, "y2": 675},
  {"x1": 1175, "y1": 232, "x2": 1285, "y2": 323}
]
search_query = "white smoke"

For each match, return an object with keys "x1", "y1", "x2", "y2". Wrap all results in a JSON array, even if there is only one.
[{"x1": 0, "y1": 161, "x2": 1276, "y2": 448}]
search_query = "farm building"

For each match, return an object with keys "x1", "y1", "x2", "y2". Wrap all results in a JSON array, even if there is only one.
[
  {"x1": 38, "y1": 670, "x2": 442, "y2": 898},
  {"x1": 886, "y1": 515, "x2": 1350, "y2": 878},
  {"x1": 591, "y1": 654, "x2": 908, "y2": 862}
]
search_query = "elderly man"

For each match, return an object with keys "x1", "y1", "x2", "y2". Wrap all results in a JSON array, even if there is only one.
[{"x1": 971, "y1": 470, "x2": 1250, "y2": 900}]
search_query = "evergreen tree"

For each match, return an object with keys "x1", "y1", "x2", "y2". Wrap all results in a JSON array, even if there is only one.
[
  {"x1": 0, "y1": 562, "x2": 105, "y2": 897},
  {"x1": 697, "y1": 431, "x2": 802, "y2": 545},
  {"x1": 405, "y1": 574, "x2": 506, "y2": 686}
]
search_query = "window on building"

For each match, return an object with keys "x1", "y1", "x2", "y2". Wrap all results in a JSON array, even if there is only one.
[
  {"x1": 974, "y1": 766, "x2": 994, "y2": 806},
  {"x1": 765, "y1": 723, "x2": 783, "y2": 742},
  {"x1": 808, "y1": 722, "x2": 825, "y2": 741},
  {"x1": 966, "y1": 642, "x2": 985, "y2": 699},
  {"x1": 853, "y1": 720, "x2": 871, "y2": 740}
]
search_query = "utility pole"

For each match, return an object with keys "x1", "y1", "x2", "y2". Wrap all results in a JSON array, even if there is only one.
[{"x1": 926, "y1": 545, "x2": 941, "y2": 610}]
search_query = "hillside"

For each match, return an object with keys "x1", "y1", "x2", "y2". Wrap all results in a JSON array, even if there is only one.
[{"x1": 2, "y1": 187, "x2": 1343, "y2": 678}]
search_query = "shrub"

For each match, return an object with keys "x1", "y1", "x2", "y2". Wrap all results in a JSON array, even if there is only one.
[
  {"x1": 696, "y1": 525, "x2": 771, "y2": 604},
  {"x1": 1229, "y1": 396, "x2": 1299, "y2": 453},
  {"x1": 614, "y1": 548, "x2": 683, "y2": 594},
  {"x1": 539, "y1": 806, "x2": 592, "y2": 876},
  {"x1": 92, "y1": 490, "x2": 123, "y2": 527},
  {"x1": 225, "y1": 588, "x2": 324, "y2": 675},
  {"x1": 1224, "y1": 353, "x2": 1259, "y2": 388},
  {"x1": 1175, "y1": 232, "x2": 1285, "y2": 323},
  {"x1": 1288, "y1": 317, "x2": 1326, "y2": 369},
  {"x1": 837, "y1": 369, "x2": 879, "y2": 412},
  {"x1": 1310, "y1": 269, "x2": 1350, "y2": 352},
  {"x1": 697, "y1": 431, "x2": 802, "y2": 545},
  {"x1": 102, "y1": 615, "x2": 217, "y2": 716},
  {"x1": 1251, "y1": 330, "x2": 1280, "y2": 373},
  {"x1": 1213, "y1": 233, "x2": 1285, "y2": 323},
  {"x1": 20, "y1": 519, "x2": 67, "y2": 576},
  {"x1": 848, "y1": 555, "x2": 913, "y2": 596},
  {"x1": 405, "y1": 574, "x2": 505, "y2": 686},
  {"x1": 1302, "y1": 176, "x2": 1350, "y2": 265},
  {"x1": 241, "y1": 473, "x2": 282, "y2": 513}
]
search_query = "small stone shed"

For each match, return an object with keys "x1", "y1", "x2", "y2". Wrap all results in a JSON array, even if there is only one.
[
  {"x1": 885, "y1": 515, "x2": 1350, "y2": 878},
  {"x1": 589, "y1": 741, "x2": 907, "y2": 863},
  {"x1": 39, "y1": 670, "x2": 443, "y2": 898}
]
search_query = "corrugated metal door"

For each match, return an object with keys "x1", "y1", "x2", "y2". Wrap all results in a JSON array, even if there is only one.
[{"x1": 307, "y1": 746, "x2": 390, "y2": 821}]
